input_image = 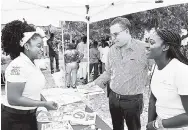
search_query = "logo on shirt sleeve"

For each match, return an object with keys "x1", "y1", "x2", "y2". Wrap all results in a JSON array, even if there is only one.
[{"x1": 10, "y1": 66, "x2": 21, "y2": 75}]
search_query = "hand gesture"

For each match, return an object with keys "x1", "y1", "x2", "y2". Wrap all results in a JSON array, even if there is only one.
[
  {"x1": 44, "y1": 101, "x2": 58, "y2": 110},
  {"x1": 85, "y1": 81, "x2": 96, "y2": 88}
]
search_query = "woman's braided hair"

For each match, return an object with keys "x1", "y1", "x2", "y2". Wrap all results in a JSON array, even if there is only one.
[
  {"x1": 156, "y1": 29, "x2": 188, "y2": 65},
  {"x1": 1, "y1": 20, "x2": 36, "y2": 60}
]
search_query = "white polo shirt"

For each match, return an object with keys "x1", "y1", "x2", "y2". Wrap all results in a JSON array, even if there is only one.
[
  {"x1": 43, "y1": 37, "x2": 48, "y2": 47},
  {"x1": 3, "y1": 53, "x2": 46, "y2": 110},
  {"x1": 151, "y1": 59, "x2": 188, "y2": 130},
  {"x1": 101, "y1": 46, "x2": 110, "y2": 64}
]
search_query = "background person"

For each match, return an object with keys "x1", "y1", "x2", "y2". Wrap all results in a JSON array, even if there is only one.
[
  {"x1": 101, "y1": 41, "x2": 110, "y2": 72},
  {"x1": 77, "y1": 36, "x2": 88, "y2": 84},
  {"x1": 43, "y1": 36, "x2": 49, "y2": 58},
  {"x1": 89, "y1": 41, "x2": 100, "y2": 80},
  {"x1": 47, "y1": 33, "x2": 60, "y2": 74},
  {"x1": 64, "y1": 43, "x2": 84, "y2": 88}
]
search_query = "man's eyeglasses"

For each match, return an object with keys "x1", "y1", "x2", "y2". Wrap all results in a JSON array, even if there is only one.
[
  {"x1": 111, "y1": 30, "x2": 126, "y2": 38},
  {"x1": 145, "y1": 37, "x2": 155, "y2": 45}
]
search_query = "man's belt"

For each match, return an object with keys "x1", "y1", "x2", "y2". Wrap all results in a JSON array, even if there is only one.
[{"x1": 110, "y1": 90, "x2": 143, "y2": 100}]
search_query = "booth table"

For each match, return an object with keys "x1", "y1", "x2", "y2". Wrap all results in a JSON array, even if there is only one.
[{"x1": 38, "y1": 95, "x2": 112, "y2": 130}]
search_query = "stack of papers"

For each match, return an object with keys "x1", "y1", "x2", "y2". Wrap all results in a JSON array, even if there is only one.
[
  {"x1": 77, "y1": 85, "x2": 104, "y2": 95},
  {"x1": 37, "y1": 111, "x2": 53, "y2": 122},
  {"x1": 41, "y1": 88, "x2": 82, "y2": 106},
  {"x1": 48, "y1": 111, "x2": 65, "y2": 122},
  {"x1": 37, "y1": 111, "x2": 65, "y2": 122},
  {"x1": 70, "y1": 109, "x2": 97, "y2": 125},
  {"x1": 58, "y1": 102, "x2": 86, "y2": 115},
  {"x1": 37, "y1": 102, "x2": 87, "y2": 123},
  {"x1": 41, "y1": 122, "x2": 73, "y2": 130}
]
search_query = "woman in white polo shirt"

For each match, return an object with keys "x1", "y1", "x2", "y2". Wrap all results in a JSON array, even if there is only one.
[
  {"x1": 1, "y1": 20, "x2": 58, "y2": 130},
  {"x1": 145, "y1": 29, "x2": 188, "y2": 130}
]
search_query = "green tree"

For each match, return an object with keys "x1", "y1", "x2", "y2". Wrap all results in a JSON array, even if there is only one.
[
  {"x1": 90, "y1": 3, "x2": 188, "y2": 40},
  {"x1": 64, "y1": 21, "x2": 87, "y2": 42},
  {"x1": 90, "y1": 3, "x2": 188, "y2": 57}
]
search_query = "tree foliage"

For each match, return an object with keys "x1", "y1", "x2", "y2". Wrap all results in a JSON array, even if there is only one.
[
  {"x1": 90, "y1": 3, "x2": 188, "y2": 41},
  {"x1": 63, "y1": 21, "x2": 86, "y2": 41}
]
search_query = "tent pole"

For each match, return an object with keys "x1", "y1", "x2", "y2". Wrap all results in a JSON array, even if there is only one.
[
  {"x1": 60, "y1": 21, "x2": 66, "y2": 87},
  {"x1": 87, "y1": 20, "x2": 90, "y2": 83}
]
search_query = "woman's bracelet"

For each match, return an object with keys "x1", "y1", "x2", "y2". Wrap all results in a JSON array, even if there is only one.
[{"x1": 152, "y1": 121, "x2": 158, "y2": 129}]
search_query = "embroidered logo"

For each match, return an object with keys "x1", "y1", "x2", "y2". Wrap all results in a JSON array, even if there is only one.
[{"x1": 10, "y1": 66, "x2": 21, "y2": 75}]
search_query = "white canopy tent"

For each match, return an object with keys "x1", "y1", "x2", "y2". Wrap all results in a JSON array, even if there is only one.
[
  {"x1": 1, "y1": 0, "x2": 188, "y2": 81},
  {"x1": 2, "y1": 0, "x2": 188, "y2": 25}
]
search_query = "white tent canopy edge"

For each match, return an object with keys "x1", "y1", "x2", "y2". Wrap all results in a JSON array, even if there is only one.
[{"x1": 1, "y1": 0, "x2": 188, "y2": 26}]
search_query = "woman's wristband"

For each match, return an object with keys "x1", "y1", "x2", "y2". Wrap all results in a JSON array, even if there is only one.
[{"x1": 157, "y1": 118, "x2": 164, "y2": 129}]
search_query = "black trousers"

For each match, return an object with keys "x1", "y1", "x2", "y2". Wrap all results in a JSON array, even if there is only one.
[
  {"x1": 98, "y1": 60, "x2": 103, "y2": 74},
  {"x1": 49, "y1": 52, "x2": 59, "y2": 73},
  {"x1": 1, "y1": 105, "x2": 38, "y2": 130},
  {"x1": 109, "y1": 90, "x2": 143, "y2": 130},
  {"x1": 89, "y1": 63, "x2": 99, "y2": 80}
]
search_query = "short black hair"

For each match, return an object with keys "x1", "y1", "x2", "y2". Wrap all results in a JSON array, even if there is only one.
[
  {"x1": 82, "y1": 36, "x2": 87, "y2": 43},
  {"x1": 67, "y1": 43, "x2": 76, "y2": 49},
  {"x1": 105, "y1": 36, "x2": 110, "y2": 41},
  {"x1": 103, "y1": 41, "x2": 109, "y2": 48},
  {"x1": 93, "y1": 41, "x2": 98, "y2": 47},
  {"x1": 110, "y1": 17, "x2": 131, "y2": 31},
  {"x1": 1, "y1": 20, "x2": 36, "y2": 59},
  {"x1": 50, "y1": 33, "x2": 54, "y2": 38}
]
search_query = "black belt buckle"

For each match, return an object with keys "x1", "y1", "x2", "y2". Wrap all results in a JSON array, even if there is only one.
[{"x1": 115, "y1": 93, "x2": 121, "y2": 99}]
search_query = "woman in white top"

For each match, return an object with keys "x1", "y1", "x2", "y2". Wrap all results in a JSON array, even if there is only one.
[
  {"x1": 101, "y1": 41, "x2": 110, "y2": 72},
  {"x1": 1, "y1": 20, "x2": 58, "y2": 130},
  {"x1": 76, "y1": 36, "x2": 88, "y2": 83},
  {"x1": 145, "y1": 29, "x2": 188, "y2": 130}
]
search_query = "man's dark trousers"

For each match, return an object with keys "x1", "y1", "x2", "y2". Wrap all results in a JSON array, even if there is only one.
[
  {"x1": 49, "y1": 52, "x2": 60, "y2": 73},
  {"x1": 109, "y1": 90, "x2": 143, "y2": 130},
  {"x1": 89, "y1": 63, "x2": 99, "y2": 80}
]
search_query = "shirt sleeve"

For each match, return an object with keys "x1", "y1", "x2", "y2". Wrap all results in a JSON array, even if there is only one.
[
  {"x1": 97, "y1": 51, "x2": 100, "y2": 60},
  {"x1": 94, "y1": 49, "x2": 111, "y2": 88},
  {"x1": 5, "y1": 63, "x2": 29, "y2": 83},
  {"x1": 175, "y1": 63, "x2": 188, "y2": 95}
]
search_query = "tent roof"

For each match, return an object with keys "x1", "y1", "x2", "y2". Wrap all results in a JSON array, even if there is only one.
[{"x1": 1, "y1": 0, "x2": 188, "y2": 26}]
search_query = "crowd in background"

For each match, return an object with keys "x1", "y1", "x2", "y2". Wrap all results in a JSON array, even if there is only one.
[{"x1": 89, "y1": 37, "x2": 111, "y2": 81}]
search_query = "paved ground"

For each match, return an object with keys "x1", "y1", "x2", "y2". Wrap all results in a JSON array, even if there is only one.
[{"x1": 1, "y1": 52, "x2": 150, "y2": 130}]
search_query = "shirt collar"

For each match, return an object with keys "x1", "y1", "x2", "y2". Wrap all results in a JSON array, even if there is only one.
[
  {"x1": 126, "y1": 38, "x2": 135, "y2": 51},
  {"x1": 20, "y1": 52, "x2": 36, "y2": 67}
]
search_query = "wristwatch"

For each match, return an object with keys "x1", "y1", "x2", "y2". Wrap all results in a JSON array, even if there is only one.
[{"x1": 155, "y1": 120, "x2": 160, "y2": 129}]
